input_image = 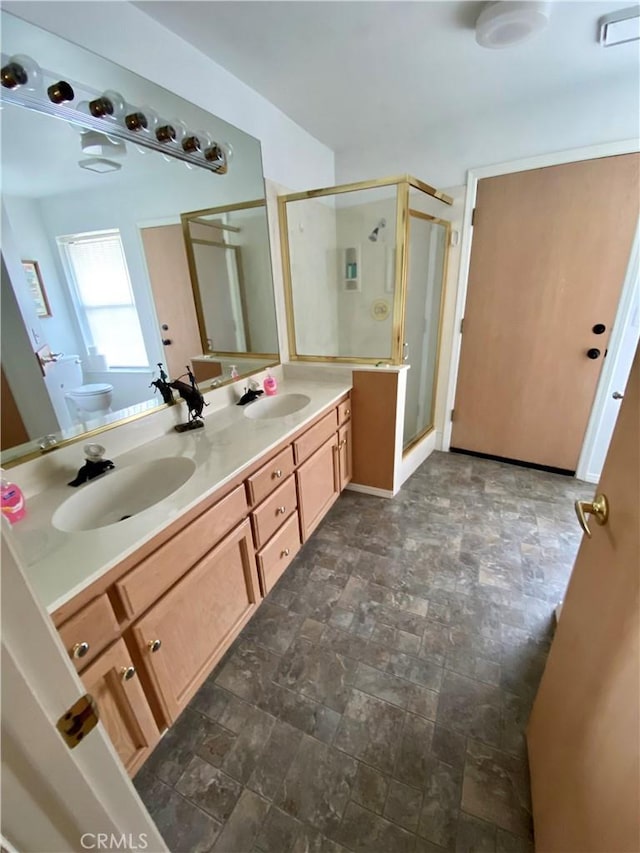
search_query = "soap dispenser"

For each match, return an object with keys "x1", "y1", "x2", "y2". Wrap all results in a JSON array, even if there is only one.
[
  {"x1": 1, "y1": 469, "x2": 26, "y2": 524},
  {"x1": 263, "y1": 368, "x2": 278, "y2": 397}
]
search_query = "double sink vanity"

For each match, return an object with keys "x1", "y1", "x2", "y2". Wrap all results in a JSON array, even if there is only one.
[{"x1": 11, "y1": 379, "x2": 352, "y2": 776}]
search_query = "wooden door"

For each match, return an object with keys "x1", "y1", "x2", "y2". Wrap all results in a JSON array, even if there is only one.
[
  {"x1": 1, "y1": 366, "x2": 28, "y2": 450},
  {"x1": 452, "y1": 154, "x2": 639, "y2": 471},
  {"x1": 140, "y1": 224, "x2": 203, "y2": 380},
  {"x1": 338, "y1": 422, "x2": 352, "y2": 491},
  {"x1": 297, "y1": 434, "x2": 340, "y2": 542},
  {"x1": 527, "y1": 348, "x2": 639, "y2": 851},
  {"x1": 80, "y1": 638, "x2": 160, "y2": 777},
  {"x1": 131, "y1": 520, "x2": 259, "y2": 723}
]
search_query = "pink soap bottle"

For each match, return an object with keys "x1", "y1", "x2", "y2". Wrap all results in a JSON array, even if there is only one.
[
  {"x1": 263, "y1": 369, "x2": 278, "y2": 397},
  {"x1": 1, "y1": 469, "x2": 26, "y2": 525}
]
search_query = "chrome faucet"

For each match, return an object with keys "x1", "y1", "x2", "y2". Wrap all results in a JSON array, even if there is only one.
[{"x1": 68, "y1": 444, "x2": 115, "y2": 487}]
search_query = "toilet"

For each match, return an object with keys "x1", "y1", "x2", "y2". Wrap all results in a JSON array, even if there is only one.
[{"x1": 49, "y1": 355, "x2": 114, "y2": 420}]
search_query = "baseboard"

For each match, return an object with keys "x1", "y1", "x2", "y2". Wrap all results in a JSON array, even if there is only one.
[
  {"x1": 346, "y1": 483, "x2": 395, "y2": 499},
  {"x1": 450, "y1": 447, "x2": 575, "y2": 477},
  {"x1": 582, "y1": 473, "x2": 599, "y2": 484}
]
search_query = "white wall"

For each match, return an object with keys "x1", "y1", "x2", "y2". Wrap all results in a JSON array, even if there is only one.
[
  {"x1": 335, "y1": 77, "x2": 640, "y2": 188},
  {"x1": 4, "y1": 1, "x2": 335, "y2": 193}
]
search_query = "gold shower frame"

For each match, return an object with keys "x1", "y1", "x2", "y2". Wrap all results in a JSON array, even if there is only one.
[{"x1": 277, "y1": 175, "x2": 453, "y2": 365}]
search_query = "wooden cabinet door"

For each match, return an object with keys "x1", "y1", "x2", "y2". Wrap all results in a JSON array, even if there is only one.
[
  {"x1": 131, "y1": 520, "x2": 259, "y2": 723},
  {"x1": 296, "y1": 434, "x2": 340, "y2": 542},
  {"x1": 338, "y1": 422, "x2": 352, "y2": 491},
  {"x1": 80, "y1": 638, "x2": 159, "y2": 777}
]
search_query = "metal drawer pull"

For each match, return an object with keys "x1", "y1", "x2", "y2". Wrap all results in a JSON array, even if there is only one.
[
  {"x1": 121, "y1": 666, "x2": 136, "y2": 682},
  {"x1": 281, "y1": 548, "x2": 290, "y2": 558},
  {"x1": 345, "y1": 409, "x2": 351, "y2": 416},
  {"x1": 273, "y1": 469, "x2": 283, "y2": 479},
  {"x1": 339, "y1": 439, "x2": 347, "y2": 449},
  {"x1": 276, "y1": 506, "x2": 287, "y2": 515},
  {"x1": 72, "y1": 642, "x2": 90, "y2": 659},
  {"x1": 148, "y1": 639, "x2": 162, "y2": 653}
]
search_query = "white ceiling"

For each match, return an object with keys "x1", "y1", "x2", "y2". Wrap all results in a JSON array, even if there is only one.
[{"x1": 135, "y1": 0, "x2": 639, "y2": 157}]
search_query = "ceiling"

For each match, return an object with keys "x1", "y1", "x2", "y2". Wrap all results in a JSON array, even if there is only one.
[{"x1": 135, "y1": 1, "x2": 639, "y2": 156}]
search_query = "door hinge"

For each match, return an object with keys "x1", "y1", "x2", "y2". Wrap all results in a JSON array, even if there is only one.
[
  {"x1": 57, "y1": 693, "x2": 99, "y2": 749},
  {"x1": 460, "y1": 318, "x2": 464, "y2": 334},
  {"x1": 450, "y1": 408, "x2": 456, "y2": 422},
  {"x1": 471, "y1": 208, "x2": 477, "y2": 226}
]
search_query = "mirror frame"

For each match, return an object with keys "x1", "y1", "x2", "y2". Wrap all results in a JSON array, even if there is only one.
[{"x1": 181, "y1": 199, "x2": 280, "y2": 361}]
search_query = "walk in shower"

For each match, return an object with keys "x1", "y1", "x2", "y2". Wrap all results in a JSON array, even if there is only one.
[{"x1": 278, "y1": 175, "x2": 452, "y2": 451}]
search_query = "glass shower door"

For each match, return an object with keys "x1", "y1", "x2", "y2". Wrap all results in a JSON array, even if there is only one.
[{"x1": 402, "y1": 212, "x2": 448, "y2": 450}]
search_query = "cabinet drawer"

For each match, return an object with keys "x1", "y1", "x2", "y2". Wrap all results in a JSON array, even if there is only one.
[
  {"x1": 246, "y1": 445, "x2": 295, "y2": 506},
  {"x1": 251, "y1": 475, "x2": 297, "y2": 549},
  {"x1": 337, "y1": 397, "x2": 352, "y2": 426},
  {"x1": 58, "y1": 593, "x2": 120, "y2": 672},
  {"x1": 116, "y1": 484, "x2": 247, "y2": 618},
  {"x1": 293, "y1": 409, "x2": 338, "y2": 465},
  {"x1": 257, "y1": 512, "x2": 301, "y2": 594}
]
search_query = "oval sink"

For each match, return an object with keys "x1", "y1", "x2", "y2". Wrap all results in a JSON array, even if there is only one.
[
  {"x1": 243, "y1": 393, "x2": 311, "y2": 420},
  {"x1": 53, "y1": 457, "x2": 196, "y2": 532}
]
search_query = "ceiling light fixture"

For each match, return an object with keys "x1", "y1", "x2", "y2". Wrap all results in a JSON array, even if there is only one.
[
  {"x1": 1, "y1": 53, "x2": 233, "y2": 174},
  {"x1": 78, "y1": 157, "x2": 122, "y2": 174},
  {"x1": 80, "y1": 130, "x2": 126, "y2": 158},
  {"x1": 476, "y1": 1, "x2": 552, "y2": 49}
]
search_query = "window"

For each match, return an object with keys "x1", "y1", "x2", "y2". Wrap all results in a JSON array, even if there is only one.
[{"x1": 57, "y1": 229, "x2": 149, "y2": 368}]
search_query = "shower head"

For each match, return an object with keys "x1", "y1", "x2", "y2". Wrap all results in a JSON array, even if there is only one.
[{"x1": 368, "y1": 218, "x2": 387, "y2": 242}]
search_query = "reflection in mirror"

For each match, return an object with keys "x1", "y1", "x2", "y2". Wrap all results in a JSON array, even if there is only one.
[
  {"x1": 0, "y1": 11, "x2": 279, "y2": 465},
  {"x1": 182, "y1": 201, "x2": 278, "y2": 358}
]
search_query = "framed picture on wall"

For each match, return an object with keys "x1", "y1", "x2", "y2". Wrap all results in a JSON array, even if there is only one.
[{"x1": 21, "y1": 260, "x2": 52, "y2": 318}]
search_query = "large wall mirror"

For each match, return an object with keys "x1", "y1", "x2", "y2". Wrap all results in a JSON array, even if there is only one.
[{"x1": 1, "y1": 11, "x2": 279, "y2": 465}]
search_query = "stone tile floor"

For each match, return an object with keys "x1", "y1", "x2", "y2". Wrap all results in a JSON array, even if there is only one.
[{"x1": 134, "y1": 451, "x2": 586, "y2": 852}]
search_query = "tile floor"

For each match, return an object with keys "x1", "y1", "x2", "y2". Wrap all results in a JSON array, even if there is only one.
[{"x1": 134, "y1": 451, "x2": 586, "y2": 852}]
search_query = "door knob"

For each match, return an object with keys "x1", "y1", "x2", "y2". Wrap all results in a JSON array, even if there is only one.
[
  {"x1": 612, "y1": 391, "x2": 624, "y2": 400},
  {"x1": 587, "y1": 348, "x2": 601, "y2": 360},
  {"x1": 574, "y1": 493, "x2": 609, "y2": 538}
]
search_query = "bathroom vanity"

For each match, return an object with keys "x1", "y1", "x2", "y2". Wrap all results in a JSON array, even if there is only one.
[{"x1": 14, "y1": 382, "x2": 351, "y2": 776}]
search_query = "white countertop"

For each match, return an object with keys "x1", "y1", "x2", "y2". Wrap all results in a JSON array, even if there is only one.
[{"x1": 10, "y1": 378, "x2": 351, "y2": 615}]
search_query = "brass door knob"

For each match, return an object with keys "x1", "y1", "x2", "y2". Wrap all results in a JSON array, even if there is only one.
[
  {"x1": 148, "y1": 639, "x2": 162, "y2": 653},
  {"x1": 273, "y1": 469, "x2": 283, "y2": 479},
  {"x1": 575, "y1": 493, "x2": 609, "y2": 538},
  {"x1": 121, "y1": 666, "x2": 136, "y2": 682},
  {"x1": 72, "y1": 642, "x2": 90, "y2": 659}
]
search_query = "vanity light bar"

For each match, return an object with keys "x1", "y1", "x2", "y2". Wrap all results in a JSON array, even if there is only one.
[{"x1": 0, "y1": 53, "x2": 232, "y2": 174}]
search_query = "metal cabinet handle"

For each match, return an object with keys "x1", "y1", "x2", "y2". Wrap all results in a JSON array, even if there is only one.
[
  {"x1": 339, "y1": 439, "x2": 347, "y2": 449},
  {"x1": 281, "y1": 548, "x2": 290, "y2": 558},
  {"x1": 574, "y1": 493, "x2": 609, "y2": 538},
  {"x1": 276, "y1": 506, "x2": 286, "y2": 515},
  {"x1": 121, "y1": 666, "x2": 136, "y2": 682},
  {"x1": 612, "y1": 391, "x2": 624, "y2": 400},
  {"x1": 72, "y1": 642, "x2": 90, "y2": 659},
  {"x1": 345, "y1": 409, "x2": 351, "y2": 416},
  {"x1": 273, "y1": 469, "x2": 283, "y2": 479},
  {"x1": 148, "y1": 639, "x2": 162, "y2": 653}
]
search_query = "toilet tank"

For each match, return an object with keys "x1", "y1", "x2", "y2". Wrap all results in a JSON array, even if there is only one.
[
  {"x1": 42, "y1": 355, "x2": 83, "y2": 431},
  {"x1": 45, "y1": 355, "x2": 83, "y2": 390}
]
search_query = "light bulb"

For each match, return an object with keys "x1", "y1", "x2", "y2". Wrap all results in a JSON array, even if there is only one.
[
  {"x1": 1, "y1": 54, "x2": 42, "y2": 92},
  {"x1": 47, "y1": 80, "x2": 75, "y2": 104},
  {"x1": 89, "y1": 89, "x2": 126, "y2": 119}
]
